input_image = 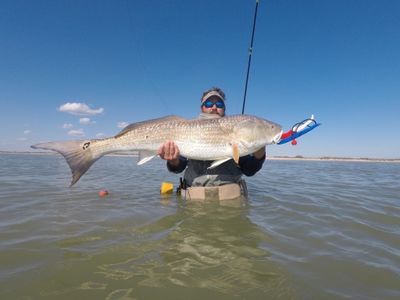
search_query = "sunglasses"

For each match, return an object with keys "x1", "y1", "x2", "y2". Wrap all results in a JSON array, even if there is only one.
[{"x1": 202, "y1": 100, "x2": 225, "y2": 109}]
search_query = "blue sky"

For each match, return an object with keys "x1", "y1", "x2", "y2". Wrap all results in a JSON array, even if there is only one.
[{"x1": 1, "y1": 0, "x2": 399, "y2": 158}]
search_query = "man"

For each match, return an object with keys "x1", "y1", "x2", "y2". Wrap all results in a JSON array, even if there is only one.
[{"x1": 158, "y1": 87, "x2": 266, "y2": 200}]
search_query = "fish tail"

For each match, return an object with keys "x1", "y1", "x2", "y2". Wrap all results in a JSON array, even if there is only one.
[{"x1": 31, "y1": 139, "x2": 103, "y2": 186}]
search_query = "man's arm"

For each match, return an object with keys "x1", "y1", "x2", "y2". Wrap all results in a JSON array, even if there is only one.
[
  {"x1": 238, "y1": 147, "x2": 266, "y2": 176},
  {"x1": 158, "y1": 141, "x2": 187, "y2": 173},
  {"x1": 167, "y1": 156, "x2": 188, "y2": 173}
]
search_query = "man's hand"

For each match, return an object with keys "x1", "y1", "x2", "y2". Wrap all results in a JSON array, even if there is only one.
[{"x1": 158, "y1": 141, "x2": 180, "y2": 166}]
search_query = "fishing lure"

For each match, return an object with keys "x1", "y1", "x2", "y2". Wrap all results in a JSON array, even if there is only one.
[{"x1": 278, "y1": 115, "x2": 321, "y2": 145}]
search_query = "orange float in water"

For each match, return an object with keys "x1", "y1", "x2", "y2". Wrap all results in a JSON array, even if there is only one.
[{"x1": 98, "y1": 190, "x2": 109, "y2": 197}]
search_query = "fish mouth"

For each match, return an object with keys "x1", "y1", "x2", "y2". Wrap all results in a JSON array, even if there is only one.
[{"x1": 273, "y1": 130, "x2": 283, "y2": 144}]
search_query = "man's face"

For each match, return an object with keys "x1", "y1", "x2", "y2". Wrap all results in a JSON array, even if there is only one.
[{"x1": 201, "y1": 96, "x2": 225, "y2": 117}]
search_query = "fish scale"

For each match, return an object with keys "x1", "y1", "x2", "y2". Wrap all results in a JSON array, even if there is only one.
[{"x1": 31, "y1": 114, "x2": 282, "y2": 186}]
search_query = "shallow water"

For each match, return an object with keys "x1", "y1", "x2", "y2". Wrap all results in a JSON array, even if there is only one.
[{"x1": 0, "y1": 154, "x2": 399, "y2": 299}]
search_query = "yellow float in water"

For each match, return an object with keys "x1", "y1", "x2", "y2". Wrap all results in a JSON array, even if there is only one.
[{"x1": 160, "y1": 182, "x2": 174, "y2": 194}]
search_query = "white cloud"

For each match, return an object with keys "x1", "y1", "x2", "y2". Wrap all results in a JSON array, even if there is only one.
[
  {"x1": 23, "y1": 130, "x2": 31, "y2": 134},
  {"x1": 117, "y1": 121, "x2": 129, "y2": 129},
  {"x1": 62, "y1": 123, "x2": 73, "y2": 129},
  {"x1": 58, "y1": 102, "x2": 104, "y2": 116},
  {"x1": 17, "y1": 137, "x2": 28, "y2": 141},
  {"x1": 67, "y1": 129, "x2": 85, "y2": 137},
  {"x1": 96, "y1": 133, "x2": 105, "y2": 138},
  {"x1": 79, "y1": 117, "x2": 95, "y2": 125}
]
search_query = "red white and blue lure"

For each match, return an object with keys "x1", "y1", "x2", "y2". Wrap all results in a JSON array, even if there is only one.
[{"x1": 278, "y1": 115, "x2": 321, "y2": 145}]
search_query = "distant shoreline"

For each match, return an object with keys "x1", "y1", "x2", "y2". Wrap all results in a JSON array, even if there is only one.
[
  {"x1": 269, "y1": 156, "x2": 400, "y2": 163},
  {"x1": 1, "y1": 151, "x2": 399, "y2": 163}
]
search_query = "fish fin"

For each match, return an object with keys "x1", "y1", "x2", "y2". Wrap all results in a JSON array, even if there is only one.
[
  {"x1": 137, "y1": 151, "x2": 157, "y2": 165},
  {"x1": 232, "y1": 143, "x2": 240, "y2": 164},
  {"x1": 31, "y1": 140, "x2": 102, "y2": 186},
  {"x1": 208, "y1": 157, "x2": 232, "y2": 169}
]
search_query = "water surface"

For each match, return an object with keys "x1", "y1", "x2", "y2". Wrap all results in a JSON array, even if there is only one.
[{"x1": 0, "y1": 154, "x2": 399, "y2": 299}]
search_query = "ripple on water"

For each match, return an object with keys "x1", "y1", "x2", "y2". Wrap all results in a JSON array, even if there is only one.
[{"x1": 1, "y1": 155, "x2": 399, "y2": 299}]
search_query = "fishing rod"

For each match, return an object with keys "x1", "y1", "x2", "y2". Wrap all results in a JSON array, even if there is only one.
[{"x1": 242, "y1": 0, "x2": 260, "y2": 114}]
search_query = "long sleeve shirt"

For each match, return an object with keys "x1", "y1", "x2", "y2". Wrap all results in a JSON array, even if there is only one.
[{"x1": 167, "y1": 153, "x2": 265, "y2": 187}]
